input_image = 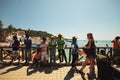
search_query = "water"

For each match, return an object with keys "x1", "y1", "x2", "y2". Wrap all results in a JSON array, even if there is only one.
[
  {"x1": 65, "y1": 40, "x2": 112, "y2": 61},
  {"x1": 32, "y1": 43, "x2": 40, "y2": 47},
  {"x1": 65, "y1": 40, "x2": 112, "y2": 47},
  {"x1": 32, "y1": 40, "x2": 112, "y2": 61},
  {"x1": 32, "y1": 40, "x2": 112, "y2": 47}
]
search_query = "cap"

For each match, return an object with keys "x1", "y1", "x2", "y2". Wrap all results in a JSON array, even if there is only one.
[
  {"x1": 51, "y1": 36, "x2": 55, "y2": 39},
  {"x1": 72, "y1": 36, "x2": 77, "y2": 40},
  {"x1": 58, "y1": 33, "x2": 62, "y2": 37}
]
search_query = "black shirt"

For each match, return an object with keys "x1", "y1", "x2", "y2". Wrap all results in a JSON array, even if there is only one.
[{"x1": 12, "y1": 40, "x2": 20, "y2": 50}]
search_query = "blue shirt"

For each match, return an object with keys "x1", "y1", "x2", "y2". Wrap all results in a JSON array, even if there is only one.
[
  {"x1": 71, "y1": 42, "x2": 79, "y2": 55},
  {"x1": 24, "y1": 39, "x2": 32, "y2": 50}
]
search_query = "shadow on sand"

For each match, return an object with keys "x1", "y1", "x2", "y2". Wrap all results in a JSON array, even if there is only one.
[
  {"x1": 0, "y1": 65, "x2": 23, "y2": 75},
  {"x1": 64, "y1": 67, "x2": 97, "y2": 80},
  {"x1": 26, "y1": 64, "x2": 63, "y2": 76},
  {"x1": 64, "y1": 67, "x2": 86, "y2": 80}
]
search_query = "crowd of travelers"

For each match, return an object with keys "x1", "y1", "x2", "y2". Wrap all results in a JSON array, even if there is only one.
[{"x1": 7, "y1": 33, "x2": 120, "y2": 79}]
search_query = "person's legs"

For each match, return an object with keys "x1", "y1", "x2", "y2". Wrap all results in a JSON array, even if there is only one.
[
  {"x1": 89, "y1": 58, "x2": 95, "y2": 76},
  {"x1": 45, "y1": 53, "x2": 49, "y2": 63},
  {"x1": 72, "y1": 54, "x2": 75, "y2": 67},
  {"x1": 25, "y1": 50, "x2": 28, "y2": 63},
  {"x1": 113, "y1": 50, "x2": 119, "y2": 64},
  {"x1": 27, "y1": 49, "x2": 31, "y2": 62},
  {"x1": 58, "y1": 50, "x2": 62, "y2": 63},
  {"x1": 80, "y1": 58, "x2": 89, "y2": 71},
  {"x1": 74, "y1": 54, "x2": 78, "y2": 63},
  {"x1": 53, "y1": 49, "x2": 56, "y2": 63},
  {"x1": 32, "y1": 58, "x2": 38, "y2": 66},
  {"x1": 72, "y1": 54, "x2": 78, "y2": 67},
  {"x1": 62, "y1": 50, "x2": 67, "y2": 63},
  {"x1": 16, "y1": 50, "x2": 20, "y2": 63},
  {"x1": 25, "y1": 50, "x2": 31, "y2": 64},
  {"x1": 11, "y1": 51, "x2": 15, "y2": 63},
  {"x1": 41, "y1": 53, "x2": 45, "y2": 66},
  {"x1": 50, "y1": 49, "x2": 53, "y2": 63},
  {"x1": 41, "y1": 53, "x2": 44, "y2": 62},
  {"x1": 44, "y1": 52, "x2": 48, "y2": 61}
]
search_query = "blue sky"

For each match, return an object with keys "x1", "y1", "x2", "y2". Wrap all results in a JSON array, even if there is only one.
[{"x1": 0, "y1": 0, "x2": 120, "y2": 40}]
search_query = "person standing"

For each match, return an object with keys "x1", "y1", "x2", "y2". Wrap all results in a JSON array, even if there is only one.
[
  {"x1": 71, "y1": 36, "x2": 78, "y2": 69},
  {"x1": 40, "y1": 37, "x2": 49, "y2": 66},
  {"x1": 11, "y1": 35, "x2": 20, "y2": 64},
  {"x1": 112, "y1": 36, "x2": 120, "y2": 64},
  {"x1": 49, "y1": 36, "x2": 57, "y2": 64},
  {"x1": 112, "y1": 36, "x2": 120, "y2": 55},
  {"x1": 57, "y1": 34, "x2": 67, "y2": 64},
  {"x1": 24, "y1": 34, "x2": 32, "y2": 64},
  {"x1": 80, "y1": 33, "x2": 96, "y2": 78}
]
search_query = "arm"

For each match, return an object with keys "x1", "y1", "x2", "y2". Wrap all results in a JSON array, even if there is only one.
[
  {"x1": 61, "y1": 39, "x2": 65, "y2": 45},
  {"x1": 83, "y1": 40, "x2": 92, "y2": 49},
  {"x1": 30, "y1": 40, "x2": 32, "y2": 48},
  {"x1": 71, "y1": 43, "x2": 75, "y2": 50},
  {"x1": 47, "y1": 46, "x2": 49, "y2": 54}
]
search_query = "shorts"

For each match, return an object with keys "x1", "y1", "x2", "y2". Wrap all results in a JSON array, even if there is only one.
[
  {"x1": 41, "y1": 52, "x2": 48, "y2": 61},
  {"x1": 12, "y1": 50, "x2": 20, "y2": 58}
]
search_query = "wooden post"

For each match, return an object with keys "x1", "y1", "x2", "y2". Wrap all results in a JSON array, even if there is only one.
[
  {"x1": 104, "y1": 48, "x2": 106, "y2": 54},
  {"x1": 97, "y1": 48, "x2": 100, "y2": 54},
  {"x1": 110, "y1": 48, "x2": 113, "y2": 58}
]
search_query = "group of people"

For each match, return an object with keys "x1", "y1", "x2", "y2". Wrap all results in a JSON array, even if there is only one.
[
  {"x1": 10, "y1": 33, "x2": 96, "y2": 77},
  {"x1": 32, "y1": 34, "x2": 67, "y2": 66},
  {"x1": 70, "y1": 33, "x2": 96, "y2": 78},
  {"x1": 11, "y1": 34, "x2": 32, "y2": 64},
  {"x1": 10, "y1": 32, "x2": 120, "y2": 78}
]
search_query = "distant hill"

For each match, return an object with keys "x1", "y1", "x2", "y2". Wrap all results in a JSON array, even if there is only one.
[
  {"x1": 3, "y1": 27, "x2": 53, "y2": 38},
  {"x1": 0, "y1": 21, "x2": 54, "y2": 42}
]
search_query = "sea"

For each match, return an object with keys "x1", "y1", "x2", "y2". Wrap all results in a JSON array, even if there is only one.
[
  {"x1": 32, "y1": 40, "x2": 112, "y2": 61},
  {"x1": 65, "y1": 40, "x2": 112, "y2": 47},
  {"x1": 65, "y1": 40, "x2": 112, "y2": 61},
  {"x1": 32, "y1": 40, "x2": 112, "y2": 47}
]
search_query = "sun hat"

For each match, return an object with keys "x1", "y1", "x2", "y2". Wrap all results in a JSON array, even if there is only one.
[{"x1": 58, "y1": 33, "x2": 62, "y2": 37}]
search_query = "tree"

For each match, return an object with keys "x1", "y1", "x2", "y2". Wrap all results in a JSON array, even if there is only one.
[
  {"x1": 0, "y1": 21, "x2": 3, "y2": 30},
  {"x1": 8, "y1": 24, "x2": 14, "y2": 33},
  {"x1": 25, "y1": 28, "x2": 31, "y2": 36},
  {"x1": 0, "y1": 21, "x2": 3, "y2": 34},
  {"x1": 0, "y1": 21, "x2": 5, "y2": 42},
  {"x1": 18, "y1": 28, "x2": 22, "y2": 30}
]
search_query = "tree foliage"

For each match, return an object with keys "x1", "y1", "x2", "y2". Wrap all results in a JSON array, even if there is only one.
[
  {"x1": 0, "y1": 20, "x2": 53, "y2": 39},
  {"x1": 0, "y1": 21, "x2": 5, "y2": 42},
  {"x1": 8, "y1": 24, "x2": 17, "y2": 33},
  {"x1": 0, "y1": 21, "x2": 3, "y2": 30}
]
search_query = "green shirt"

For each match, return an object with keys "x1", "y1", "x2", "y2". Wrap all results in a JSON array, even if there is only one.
[
  {"x1": 49, "y1": 40, "x2": 56, "y2": 49},
  {"x1": 57, "y1": 38, "x2": 65, "y2": 50}
]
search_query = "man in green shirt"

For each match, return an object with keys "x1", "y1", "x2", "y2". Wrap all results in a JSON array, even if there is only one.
[{"x1": 57, "y1": 34, "x2": 67, "y2": 63}]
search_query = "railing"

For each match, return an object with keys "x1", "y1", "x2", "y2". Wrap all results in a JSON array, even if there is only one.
[{"x1": 0, "y1": 46, "x2": 112, "y2": 61}]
